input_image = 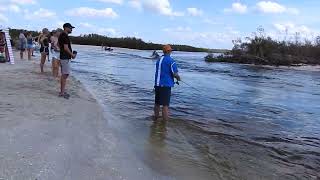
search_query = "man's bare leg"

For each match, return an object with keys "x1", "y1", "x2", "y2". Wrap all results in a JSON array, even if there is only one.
[
  {"x1": 162, "y1": 106, "x2": 169, "y2": 121},
  {"x1": 40, "y1": 53, "x2": 46, "y2": 73},
  {"x1": 154, "y1": 104, "x2": 160, "y2": 120},
  {"x1": 60, "y1": 74, "x2": 68, "y2": 95},
  {"x1": 28, "y1": 49, "x2": 31, "y2": 60}
]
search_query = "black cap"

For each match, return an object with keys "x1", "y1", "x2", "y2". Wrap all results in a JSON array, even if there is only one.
[{"x1": 63, "y1": 23, "x2": 75, "y2": 29}]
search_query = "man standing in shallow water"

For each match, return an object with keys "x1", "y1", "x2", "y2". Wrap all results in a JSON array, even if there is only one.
[{"x1": 154, "y1": 45, "x2": 181, "y2": 121}]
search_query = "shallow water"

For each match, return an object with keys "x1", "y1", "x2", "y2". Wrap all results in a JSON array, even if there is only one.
[{"x1": 72, "y1": 45, "x2": 320, "y2": 180}]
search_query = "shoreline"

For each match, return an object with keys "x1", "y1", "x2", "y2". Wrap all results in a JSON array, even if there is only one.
[
  {"x1": 204, "y1": 55, "x2": 320, "y2": 72},
  {"x1": 0, "y1": 51, "x2": 161, "y2": 179},
  {"x1": 205, "y1": 53, "x2": 320, "y2": 69},
  {"x1": 245, "y1": 62, "x2": 320, "y2": 72}
]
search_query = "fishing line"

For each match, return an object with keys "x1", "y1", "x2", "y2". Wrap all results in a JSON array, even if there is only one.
[
  {"x1": 177, "y1": 80, "x2": 203, "y2": 93},
  {"x1": 176, "y1": 80, "x2": 239, "y2": 103}
]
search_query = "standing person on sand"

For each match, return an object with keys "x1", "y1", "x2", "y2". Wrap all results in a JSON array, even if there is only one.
[
  {"x1": 50, "y1": 29, "x2": 62, "y2": 77},
  {"x1": 26, "y1": 32, "x2": 34, "y2": 60},
  {"x1": 58, "y1": 23, "x2": 76, "y2": 99},
  {"x1": 38, "y1": 28, "x2": 50, "y2": 73},
  {"x1": 19, "y1": 31, "x2": 27, "y2": 60},
  {"x1": 154, "y1": 45, "x2": 181, "y2": 121}
]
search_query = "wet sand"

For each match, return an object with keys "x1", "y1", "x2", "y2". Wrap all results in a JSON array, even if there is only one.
[{"x1": 0, "y1": 52, "x2": 163, "y2": 180}]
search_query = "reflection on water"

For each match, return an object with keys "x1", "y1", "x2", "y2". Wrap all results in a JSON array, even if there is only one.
[
  {"x1": 72, "y1": 45, "x2": 320, "y2": 180},
  {"x1": 149, "y1": 120, "x2": 167, "y2": 146}
]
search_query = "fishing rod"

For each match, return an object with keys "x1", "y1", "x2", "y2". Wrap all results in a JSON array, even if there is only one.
[{"x1": 152, "y1": 80, "x2": 202, "y2": 94}]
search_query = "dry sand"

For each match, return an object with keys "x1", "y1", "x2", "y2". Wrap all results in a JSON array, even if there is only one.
[{"x1": 0, "y1": 52, "x2": 162, "y2": 180}]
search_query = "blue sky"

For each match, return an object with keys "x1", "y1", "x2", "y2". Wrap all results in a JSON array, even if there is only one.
[{"x1": 1, "y1": 0, "x2": 320, "y2": 49}]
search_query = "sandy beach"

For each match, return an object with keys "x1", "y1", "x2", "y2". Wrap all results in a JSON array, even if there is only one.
[{"x1": 0, "y1": 52, "x2": 161, "y2": 180}]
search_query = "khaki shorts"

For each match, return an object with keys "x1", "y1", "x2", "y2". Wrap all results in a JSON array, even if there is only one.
[{"x1": 60, "y1": 59, "x2": 70, "y2": 75}]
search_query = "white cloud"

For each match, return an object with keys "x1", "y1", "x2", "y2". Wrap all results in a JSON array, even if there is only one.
[
  {"x1": 97, "y1": 27, "x2": 117, "y2": 35},
  {"x1": 256, "y1": 1, "x2": 299, "y2": 14},
  {"x1": 268, "y1": 22, "x2": 319, "y2": 42},
  {"x1": 203, "y1": 18, "x2": 218, "y2": 25},
  {"x1": 187, "y1": 8, "x2": 203, "y2": 16},
  {"x1": 94, "y1": 0, "x2": 123, "y2": 5},
  {"x1": 10, "y1": 0, "x2": 36, "y2": 5},
  {"x1": 257, "y1": 1, "x2": 285, "y2": 13},
  {"x1": 0, "y1": 14, "x2": 8, "y2": 22},
  {"x1": 79, "y1": 22, "x2": 117, "y2": 36},
  {"x1": 129, "y1": 0, "x2": 142, "y2": 10},
  {"x1": 129, "y1": 0, "x2": 184, "y2": 17},
  {"x1": 286, "y1": 8, "x2": 299, "y2": 15},
  {"x1": 0, "y1": 4, "x2": 21, "y2": 13},
  {"x1": 24, "y1": 8, "x2": 56, "y2": 20},
  {"x1": 162, "y1": 26, "x2": 239, "y2": 48},
  {"x1": 80, "y1": 22, "x2": 95, "y2": 28},
  {"x1": 224, "y1": 2, "x2": 248, "y2": 14},
  {"x1": 34, "y1": 8, "x2": 56, "y2": 18},
  {"x1": 202, "y1": 18, "x2": 226, "y2": 26},
  {"x1": 67, "y1": 7, "x2": 118, "y2": 18},
  {"x1": 145, "y1": 0, "x2": 184, "y2": 16},
  {"x1": 163, "y1": 26, "x2": 192, "y2": 32},
  {"x1": 274, "y1": 23, "x2": 312, "y2": 34},
  {"x1": 9, "y1": 4, "x2": 20, "y2": 12}
]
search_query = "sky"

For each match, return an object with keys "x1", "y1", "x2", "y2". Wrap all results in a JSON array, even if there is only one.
[{"x1": 0, "y1": 0, "x2": 320, "y2": 49}]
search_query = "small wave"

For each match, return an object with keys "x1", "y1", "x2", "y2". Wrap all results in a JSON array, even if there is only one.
[
  {"x1": 111, "y1": 51, "x2": 157, "y2": 60},
  {"x1": 164, "y1": 117, "x2": 320, "y2": 173}
]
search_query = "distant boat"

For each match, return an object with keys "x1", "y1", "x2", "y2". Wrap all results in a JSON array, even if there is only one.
[
  {"x1": 204, "y1": 53, "x2": 214, "y2": 62},
  {"x1": 105, "y1": 47, "x2": 113, "y2": 51},
  {"x1": 150, "y1": 50, "x2": 160, "y2": 59}
]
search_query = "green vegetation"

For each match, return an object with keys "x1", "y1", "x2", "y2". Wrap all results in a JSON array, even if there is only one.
[
  {"x1": 9, "y1": 29, "x2": 40, "y2": 48},
  {"x1": 207, "y1": 48, "x2": 230, "y2": 54},
  {"x1": 70, "y1": 34, "x2": 208, "y2": 52},
  {"x1": 9, "y1": 29, "x2": 40, "y2": 39},
  {"x1": 205, "y1": 27, "x2": 320, "y2": 66},
  {"x1": 9, "y1": 29, "x2": 224, "y2": 52}
]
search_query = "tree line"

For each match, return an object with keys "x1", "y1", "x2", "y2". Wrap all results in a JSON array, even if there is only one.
[
  {"x1": 71, "y1": 34, "x2": 209, "y2": 52},
  {"x1": 9, "y1": 29, "x2": 209, "y2": 52}
]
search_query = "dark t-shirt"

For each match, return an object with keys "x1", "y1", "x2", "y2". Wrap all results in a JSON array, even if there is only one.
[
  {"x1": 43, "y1": 38, "x2": 49, "y2": 46},
  {"x1": 58, "y1": 32, "x2": 72, "y2": 59}
]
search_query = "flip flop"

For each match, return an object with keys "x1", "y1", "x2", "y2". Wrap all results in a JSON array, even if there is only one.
[
  {"x1": 59, "y1": 92, "x2": 70, "y2": 99},
  {"x1": 64, "y1": 93, "x2": 70, "y2": 98}
]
